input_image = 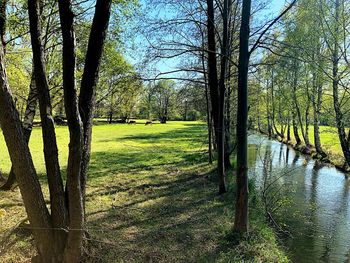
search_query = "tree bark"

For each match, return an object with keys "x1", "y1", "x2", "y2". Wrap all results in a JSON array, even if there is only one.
[
  {"x1": 58, "y1": 0, "x2": 85, "y2": 261},
  {"x1": 220, "y1": 0, "x2": 232, "y2": 171},
  {"x1": 79, "y1": 0, "x2": 113, "y2": 200},
  {"x1": 202, "y1": 51, "x2": 213, "y2": 164},
  {"x1": 292, "y1": 62, "x2": 310, "y2": 147},
  {"x1": 1, "y1": 72, "x2": 37, "y2": 190},
  {"x1": 0, "y1": 34, "x2": 55, "y2": 263},
  {"x1": 234, "y1": 0, "x2": 251, "y2": 236},
  {"x1": 28, "y1": 2, "x2": 68, "y2": 257},
  {"x1": 331, "y1": 0, "x2": 350, "y2": 166},
  {"x1": 312, "y1": 70, "x2": 326, "y2": 157},
  {"x1": 206, "y1": 0, "x2": 226, "y2": 194},
  {"x1": 287, "y1": 115, "x2": 291, "y2": 142},
  {"x1": 292, "y1": 108, "x2": 301, "y2": 145}
]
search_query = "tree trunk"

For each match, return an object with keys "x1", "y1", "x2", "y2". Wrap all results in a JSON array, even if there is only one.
[
  {"x1": 109, "y1": 111, "x2": 113, "y2": 124},
  {"x1": 271, "y1": 71, "x2": 282, "y2": 139},
  {"x1": 0, "y1": 33, "x2": 56, "y2": 263},
  {"x1": 202, "y1": 52, "x2": 213, "y2": 164},
  {"x1": 331, "y1": 0, "x2": 350, "y2": 166},
  {"x1": 206, "y1": 0, "x2": 226, "y2": 194},
  {"x1": 28, "y1": 2, "x2": 68, "y2": 258},
  {"x1": 0, "y1": 0, "x2": 6, "y2": 52},
  {"x1": 58, "y1": 0, "x2": 85, "y2": 261},
  {"x1": 266, "y1": 78, "x2": 273, "y2": 138},
  {"x1": 1, "y1": 72, "x2": 37, "y2": 190},
  {"x1": 292, "y1": 63, "x2": 310, "y2": 147},
  {"x1": 292, "y1": 109, "x2": 301, "y2": 145},
  {"x1": 234, "y1": 0, "x2": 251, "y2": 236},
  {"x1": 312, "y1": 71, "x2": 326, "y2": 157},
  {"x1": 79, "y1": 0, "x2": 113, "y2": 201},
  {"x1": 287, "y1": 114, "x2": 291, "y2": 142},
  {"x1": 220, "y1": 0, "x2": 232, "y2": 171}
]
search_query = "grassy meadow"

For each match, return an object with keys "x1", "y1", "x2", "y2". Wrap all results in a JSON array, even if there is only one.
[
  {"x1": 283, "y1": 125, "x2": 347, "y2": 165},
  {"x1": 0, "y1": 121, "x2": 287, "y2": 262}
]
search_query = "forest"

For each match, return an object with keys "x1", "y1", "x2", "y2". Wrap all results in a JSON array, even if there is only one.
[{"x1": 0, "y1": 0, "x2": 350, "y2": 262}]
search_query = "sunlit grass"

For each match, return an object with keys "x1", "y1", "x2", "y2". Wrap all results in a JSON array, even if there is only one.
[
  {"x1": 0, "y1": 121, "x2": 287, "y2": 262},
  {"x1": 277, "y1": 125, "x2": 346, "y2": 165}
]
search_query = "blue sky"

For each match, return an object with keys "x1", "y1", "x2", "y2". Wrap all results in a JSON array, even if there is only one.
[{"x1": 126, "y1": 0, "x2": 289, "y2": 80}]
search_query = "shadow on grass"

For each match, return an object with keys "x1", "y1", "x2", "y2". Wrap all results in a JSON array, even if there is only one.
[
  {"x1": 85, "y1": 169, "x2": 236, "y2": 263},
  {"x1": 98, "y1": 123, "x2": 207, "y2": 145},
  {"x1": 83, "y1": 123, "x2": 241, "y2": 262}
]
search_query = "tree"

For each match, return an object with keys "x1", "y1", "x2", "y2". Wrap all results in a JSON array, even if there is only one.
[
  {"x1": 95, "y1": 41, "x2": 142, "y2": 123},
  {"x1": 234, "y1": 0, "x2": 297, "y2": 236},
  {"x1": 234, "y1": 0, "x2": 251, "y2": 235},
  {"x1": 0, "y1": 0, "x2": 112, "y2": 260},
  {"x1": 152, "y1": 80, "x2": 175, "y2": 123}
]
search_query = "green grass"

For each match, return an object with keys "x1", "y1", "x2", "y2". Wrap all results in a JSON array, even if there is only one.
[
  {"x1": 285, "y1": 125, "x2": 346, "y2": 165},
  {"x1": 0, "y1": 121, "x2": 287, "y2": 262}
]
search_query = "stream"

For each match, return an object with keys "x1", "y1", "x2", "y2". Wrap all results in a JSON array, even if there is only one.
[{"x1": 248, "y1": 134, "x2": 350, "y2": 263}]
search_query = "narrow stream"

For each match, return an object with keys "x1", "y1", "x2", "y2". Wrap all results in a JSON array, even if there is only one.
[{"x1": 248, "y1": 134, "x2": 350, "y2": 263}]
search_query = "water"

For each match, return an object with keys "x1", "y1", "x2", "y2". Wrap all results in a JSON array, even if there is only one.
[{"x1": 248, "y1": 134, "x2": 350, "y2": 263}]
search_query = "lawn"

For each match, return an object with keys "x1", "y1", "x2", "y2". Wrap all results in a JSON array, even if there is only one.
[
  {"x1": 0, "y1": 121, "x2": 287, "y2": 262},
  {"x1": 286, "y1": 125, "x2": 347, "y2": 165}
]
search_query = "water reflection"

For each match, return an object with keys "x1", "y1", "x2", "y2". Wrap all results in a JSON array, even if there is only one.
[{"x1": 248, "y1": 134, "x2": 350, "y2": 263}]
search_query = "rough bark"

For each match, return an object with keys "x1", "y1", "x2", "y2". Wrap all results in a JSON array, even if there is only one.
[
  {"x1": 79, "y1": 0, "x2": 113, "y2": 199},
  {"x1": 28, "y1": 2, "x2": 68, "y2": 255},
  {"x1": 1, "y1": 72, "x2": 37, "y2": 190},
  {"x1": 0, "y1": 34, "x2": 55, "y2": 263},
  {"x1": 0, "y1": 0, "x2": 6, "y2": 52},
  {"x1": 58, "y1": 1, "x2": 85, "y2": 261},
  {"x1": 234, "y1": 0, "x2": 251, "y2": 235}
]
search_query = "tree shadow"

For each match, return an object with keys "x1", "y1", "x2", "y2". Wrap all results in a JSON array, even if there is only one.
[
  {"x1": 81, "y1": 123, "x2": 240, "y2": 262},
  {"x1": 84, "y1": 168, "x2": 235, "y2": 262}
]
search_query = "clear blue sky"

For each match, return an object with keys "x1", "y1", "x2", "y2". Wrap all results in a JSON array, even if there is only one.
[{"x1": 126, "y1": 0, "x2": 289, "y2": 81}]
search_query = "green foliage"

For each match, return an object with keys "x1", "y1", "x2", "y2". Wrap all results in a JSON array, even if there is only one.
[{"x1": 95, "y1": 40, "x2": 143, "y2": 120}]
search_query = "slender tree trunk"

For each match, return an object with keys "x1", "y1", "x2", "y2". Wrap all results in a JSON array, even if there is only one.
[
  {"x1": 312, "y1": 70, "x2": 326, "y2": 157},
  {"x1": 1, "y1": 72, "x2": 37, "y2": 190},
  {"x1": 0, "y1": 33, "x2": 55, "y2": 263},
  {"x1": 304, "y1": 88, "x2": 311, "y2": 147},
  {"x1": 28, "y1": 1, "x2": 68, "y2": 258},
  {"x1": 0, "y1": 0, "x2": 6, "y2": 52},
  {"x1": 224, "y1": 84, "x2": 232, "y2": 169},
  {"x1": 202, "y1": 52, "x2": 213, "y2": 164},
  {"x1": 79, "y1": 0, "x2": 113, "y2": 201},
  {"x1": 266, "y1": 82, "x2": 273, "y2": 138},
  {"x1": 220, "y1": 0, "x2": 232, "y2": 170},
  {"x1": 234, "y1": 0, "x2": 251, "y2": 235},
  {"x1": 206, "y1": 88, "x2": 213, "y2": 164},
  {"x1": 292, "y1": 63, "x2": 310, "y2": 146},
  {"x1": 292, "y1": 109, "x2": 301, "y2": 145},
  {"x1": 313, "y1": 98, "x2": 325, "y2": 156},
  {"x1": 287, "y1": 115, "x2": 291, "y2": 142},
  {"x1": 58, "y1": 0, "x2": 86, "y2": 261},
  {"x1": 331, "y1": 0, "x2": 350, "y2": 166},
  {"x1": 271, "y1": 71, "x2": 282, "y2": 138},
  {"x1": 206, "y1": 0, "x2": 226, "y2": 193}
]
